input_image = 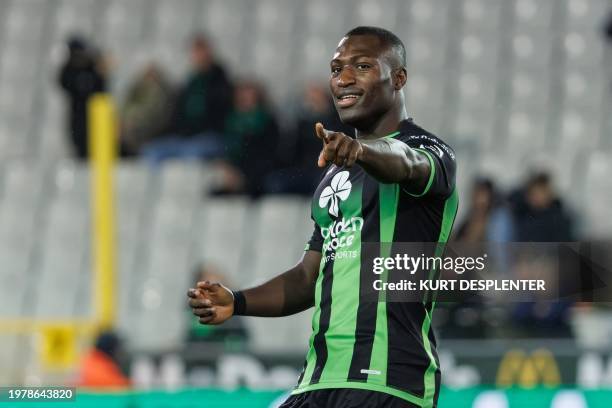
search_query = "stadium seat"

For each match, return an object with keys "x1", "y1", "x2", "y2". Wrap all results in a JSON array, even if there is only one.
[
  {"x1": 462, "y1": 0, "x2": 505, "y2": 32},
  {"x1": 199, "y1": 0, "x2": 252, "y2": 71},
  {"x1": 404, "y1": 0, "x2": 454, "y2": 34},
  {"x1": 245, "y1": 197, "x2": 319, "y2": 355},
  {"x1": 158, "y1": 161, "x2": 208, "y2": 204},
  {"x1": 353, "y1": 0, "x2": 399, "y2": 31},
  {"x1": 245, "y1": 311, "x2": 312, "y2": 356},
  {"x1": 564, "y1": 0, "x2": 610, "y2": 29},
  {"x1": 249, "y1": 196, "x2": 312, "y2": 284},
  {"x1": 563, "y1": 30, "x2": 605, "y2": 71},
  {"x1": 115, "y1": 162, "x2": 153, "y2": 320},
  {"x1": 54, "y1": 0, "x2": 98, "y2": 38},
  {"x1": 582, "y1": 152, "x2": 612, "y2": 238},
  {"x1": 0, "y1": 336, "x2": 20, "y2": 384},
  {"x1": 32, "y1": 163, "x2": 90, "y2": 318},
  {"x1": 194, "y1": 197, "x2": 250, "y2": 284},
  {"x1": 2, "y1": 0, "x2": 46, "y2": 48},
  {"x1": 504, "y1": 109, "x2": 549, "y2": 156},
  {"x1": 514, "y1": 0, "x2": 556, "y2": 29}
]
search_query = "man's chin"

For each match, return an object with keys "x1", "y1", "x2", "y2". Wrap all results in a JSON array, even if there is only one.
[{"x1": 337, "y1": 108, "x2": 366, "y2": 127}]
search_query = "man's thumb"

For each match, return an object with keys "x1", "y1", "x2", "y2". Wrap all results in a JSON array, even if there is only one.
[
  {"x1": 317, "y1": 150, "x2": 327, "y2": 168},
  {"x1": 197, "y1": 281, "x2": 219, "y2": 293}
]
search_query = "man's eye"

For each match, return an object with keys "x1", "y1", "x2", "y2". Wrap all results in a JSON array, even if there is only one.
[
  {"x1": 331, "y1": 67, "x2": 341, "y2": 75},
  {"x1": 356, "y1": 64, "x2": 371, "y2": 70}
]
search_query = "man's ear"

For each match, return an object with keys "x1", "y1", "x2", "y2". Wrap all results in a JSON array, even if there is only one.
[{"x1": 393, "y1": 67, "x2": 407, "y2": 90}]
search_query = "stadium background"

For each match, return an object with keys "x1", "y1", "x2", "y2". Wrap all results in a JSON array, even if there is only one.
[{"x1": 0, "y1": 0, "x2": 611, "y2": 406}]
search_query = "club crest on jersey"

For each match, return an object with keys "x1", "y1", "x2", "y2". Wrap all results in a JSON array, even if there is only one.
[{"x1": 319, "y1": 171, "x2": 351, "y2": 217}]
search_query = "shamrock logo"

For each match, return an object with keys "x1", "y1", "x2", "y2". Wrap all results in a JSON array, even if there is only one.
[{"x1": 319, "y1": 171, "x2": 352, "y2": 217}]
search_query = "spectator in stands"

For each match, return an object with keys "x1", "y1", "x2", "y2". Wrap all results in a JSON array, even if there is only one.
[
  {"x1": 265, "y1": 83, "x2": 353, "y2": 195},
  {"x1": 508, "y1": 172, "x2": 575, "y2": 337},
  {"x1": 57, "y1": 35, "x2": 108, "y2": 160},
  {"x1": 142, "y1": 34, "x2": 232, "y2": 166},
  {"x1": 119, "y1": 63, "x2": 174, "y2": 156},
  {"x1": 445, "y1": 178, "x2": 510, "y2": 339},
  {"x1": 211, "y1": 80, "x2": 279, "y2": 197},
  {"x1": 453, "y1": 178, "x2": 513, "y2": 243},
  {"x1": 509, "y1": 172, "x2": 574, "y2": 242},
  {"x1": 605, "y1": 10, "x2": 612, "y2": 43},
  {"x1": 76, "y1": 330, "x2": 130, "y2": 389},
  {"x1": 186, "y1": 263, "x2": 248, "y2": 347}
]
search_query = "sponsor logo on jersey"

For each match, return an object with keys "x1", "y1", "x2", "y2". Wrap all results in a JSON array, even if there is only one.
[
  {"x1": 321, "y1": 216, "x2": 364, "y2": 251},
  {"x1": 421, "y1": 143, "x2": 444, "y2": 158},
  {"x1": 318, "y1": 171, "x2": 363, "y2": 253},
  {"x1": 319, "y1": 171, "x2": 351, "y2": 217}
]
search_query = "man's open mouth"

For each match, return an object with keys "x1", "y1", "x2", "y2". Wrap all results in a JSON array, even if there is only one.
[{"x1": 336, "y1": 92, "x2": 363, "y2": 108}]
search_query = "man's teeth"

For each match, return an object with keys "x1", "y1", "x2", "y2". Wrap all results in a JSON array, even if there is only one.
[{"x1": 340, "y1": 95, "x2": 359, "y2": 100}]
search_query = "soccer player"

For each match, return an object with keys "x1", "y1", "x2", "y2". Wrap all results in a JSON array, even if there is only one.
[{"x1": 188, "y1": 26, "x2": 457, "y2": 408}]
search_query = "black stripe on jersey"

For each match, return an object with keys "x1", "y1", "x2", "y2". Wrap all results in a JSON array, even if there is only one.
[
  {"x1": 386, "y1": 304, "x2": 430, "y2": 396},
  {"x1": 347, "y1": 178, "x2": 380, "y2": 382},
  {"x1": 296, "y1": 359, "x2": 307, "y2": 386},
  {"x1": 309, "y1": 210, "x2": 339, "y2": 384}
]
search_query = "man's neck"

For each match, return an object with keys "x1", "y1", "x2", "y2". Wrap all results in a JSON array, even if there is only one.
[{"x1": 355, "y1": 103, "x2": 408, "y2": 140}]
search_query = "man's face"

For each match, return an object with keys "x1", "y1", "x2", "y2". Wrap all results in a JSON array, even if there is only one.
[
  {"x1": 329, "y1": 35, "x2": 396, "y2": 127},
  {"x1": 190, "y1": 41, "x2": 213, "y2": 71}
]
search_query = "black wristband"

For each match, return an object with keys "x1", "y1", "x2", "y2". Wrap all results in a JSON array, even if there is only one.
[{"x1": 232, "y1": 290, "x2": 246, "y2": 316}]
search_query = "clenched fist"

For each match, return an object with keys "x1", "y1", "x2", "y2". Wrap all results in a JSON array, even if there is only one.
[{"x1": 316, "y1": 122, "x2": 364, "y2": 168}]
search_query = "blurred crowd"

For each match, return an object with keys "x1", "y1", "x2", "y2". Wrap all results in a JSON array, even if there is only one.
[
  {"x1": 444, "y1": 173, "x2": 577, "y2": 339},
  {"x1": 57, "y1": 33, "x2": 351, "y2": 198}
]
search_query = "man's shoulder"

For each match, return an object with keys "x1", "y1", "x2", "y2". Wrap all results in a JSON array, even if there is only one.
[{"x1": 397, "y1": 119, "x2": 456, "y2": 161}]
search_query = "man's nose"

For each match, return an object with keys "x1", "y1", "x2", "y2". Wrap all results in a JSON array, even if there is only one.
[{"x1": 336, "y1": 66, "x2": 356, "y2": 87}]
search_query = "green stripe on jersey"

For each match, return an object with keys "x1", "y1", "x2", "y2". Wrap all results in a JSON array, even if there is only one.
[
  {"x1": 383, "y1": 131, "x2": 401, "y2": 139},
  {"x1": 421, "y1": 188, "x2": 459, "y2": 407},
  {"x1": 408, "y1": 148, "x2": 436, "y2": 198},
  {"x1": 367, "y1": 183, "x2": 399, "y2": 386},
  {"x1": 319, "y1": 186, "x2": 363, "y2": 383}
]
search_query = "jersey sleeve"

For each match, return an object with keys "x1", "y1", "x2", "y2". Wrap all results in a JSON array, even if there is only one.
[
  {"x1": 400, "y1": 135, "x2": 456, "y2": 198},
  {"x1": 305, "y1": 223, "x2": 324, "y2": 252}
]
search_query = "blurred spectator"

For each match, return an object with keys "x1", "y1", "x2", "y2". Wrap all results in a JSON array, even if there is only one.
[
  {"x1": 605, "y1": 10, "x2": 612, "y2": 42},
  {"x1": 76, "y1": 330, "x2": 130, "y2": 389},
  {"x1": 453, "y1": 178, "x2": 513, "y2": 243},
  {"x1": 509, "y1": 172, "x2": 574, "y2": 242},
  {"x1": 507, "y1": 172, "x2": 575, "y2": 337},
  {"x1": 265, "y1": 83, "x2": 353, "y2": 195},
  {"x1": 57, "y1": 35, "x2": 108, "y2": 159},
  {"x1": 119, "y1": 63, "x2": 174, "y2": 156},
  {"x1": 142, "y1": 34, "x2": 232, "y2": 166},
  {"x1": 211, "y1": 80, "x2": 279, "y2": 197},
  {"x1": 186, "y1": 263, "x2": 247, "y2": 347}
]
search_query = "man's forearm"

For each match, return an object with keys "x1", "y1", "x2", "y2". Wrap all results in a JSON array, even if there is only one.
[
  {"x1": 358, "y1": 138, "x2": 428, "y2": 185},
  {"x1": 241, "y1": 261, "x2": 317, "y2": 317}
]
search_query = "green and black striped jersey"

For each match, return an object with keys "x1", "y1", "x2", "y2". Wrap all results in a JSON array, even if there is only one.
[{"x1": 293, "y1": 119, "x2": 458, "y2": 408}]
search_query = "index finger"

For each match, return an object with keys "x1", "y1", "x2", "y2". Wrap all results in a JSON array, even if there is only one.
[{"x1": 315, "y1": 122, "x2": 329, "y2": 143}]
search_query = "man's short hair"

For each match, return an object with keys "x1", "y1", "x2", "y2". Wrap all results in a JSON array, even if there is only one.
[{"x1": 345, "y1": 26, "x2": 407, "y2": 68}]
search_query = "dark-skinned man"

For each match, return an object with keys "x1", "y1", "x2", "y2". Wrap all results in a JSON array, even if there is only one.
[{"x1": 188, "y1": 26, "x2": 457, "y2": 408}]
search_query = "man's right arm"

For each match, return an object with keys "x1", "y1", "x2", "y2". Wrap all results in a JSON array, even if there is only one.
[
  {"x1": 241, "y1": 249, "x2": 321, "y2": 317},
  {"x1": 188, "y1": 250, "x2": 321, "y2": 325}
]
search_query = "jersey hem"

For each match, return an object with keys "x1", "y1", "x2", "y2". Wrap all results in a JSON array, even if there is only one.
[{"x1": 292, "y1": 381, "x2": 430, "y2": 407}]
